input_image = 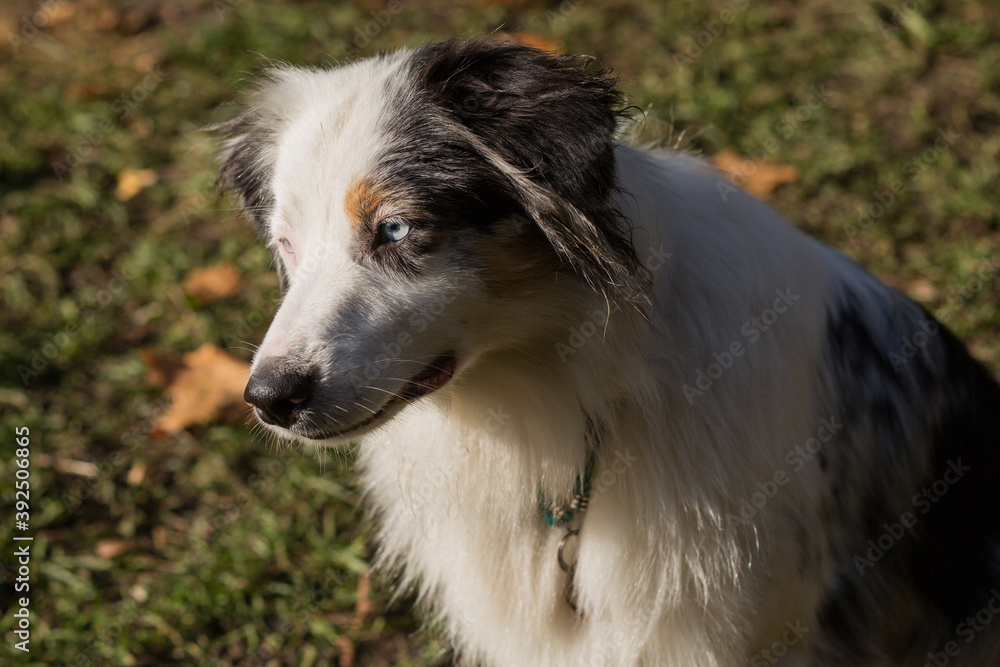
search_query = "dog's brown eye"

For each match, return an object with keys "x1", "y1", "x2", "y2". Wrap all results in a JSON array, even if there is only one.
[{"x1": 379, "y1": 219, "x2": 411, "y2": 242}]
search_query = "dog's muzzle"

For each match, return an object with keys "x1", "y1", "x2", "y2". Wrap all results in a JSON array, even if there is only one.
[{"x1": 244, "y1": 352, "x2": 457, "y2": 439}]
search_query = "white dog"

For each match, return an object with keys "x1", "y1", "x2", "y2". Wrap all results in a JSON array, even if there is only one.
[{"x1": 217, "y1": 38, "x2": 1000, "y2": 666}]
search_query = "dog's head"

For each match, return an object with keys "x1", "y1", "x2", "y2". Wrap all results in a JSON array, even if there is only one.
[{"x1": 216, "y1": 38, "x2": 645, "y2": 445}]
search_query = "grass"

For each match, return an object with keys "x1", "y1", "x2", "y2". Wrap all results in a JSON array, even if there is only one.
[{"x1": 0, "y1": 0, "x2": 998, "y2": 664}]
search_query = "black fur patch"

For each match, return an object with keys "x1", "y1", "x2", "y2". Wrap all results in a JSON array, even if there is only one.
[
  {"x1": 358, "y1": 125, "x2": 524, "y2": 278},
  {"x1": 815, "y1": 279, "x2": 1000, "y2": 660},
  {"x1": 213, "y1": 108, "x2": 276, "y2": 239},
  {"x1": 907, "y1": 321, "x2": 1000, "y2": 617},
  {"x1": 405, "y1": 38, "x2": 647, "y2": 304}
]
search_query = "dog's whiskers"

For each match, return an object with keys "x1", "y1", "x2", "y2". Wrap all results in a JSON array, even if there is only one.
[{"x1": 365, "y1": 386, "x2": 408, "y2": 401}]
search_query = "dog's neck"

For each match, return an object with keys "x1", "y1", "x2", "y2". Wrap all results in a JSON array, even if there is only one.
[
  {"x1": 358, "y1": 290, "x2": 750, "y2": 661},
  {"x1": 444, "y1": 303, "x2": 648, "y2": 506}
]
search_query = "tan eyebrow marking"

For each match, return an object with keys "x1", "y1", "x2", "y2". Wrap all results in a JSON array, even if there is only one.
[{"x1": 344, "y1": 176, "x2": 385, "y2": 230}]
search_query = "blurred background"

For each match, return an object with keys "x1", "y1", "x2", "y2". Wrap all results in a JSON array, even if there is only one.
[{"x1": 1, "y1": 0, "x2": 998, "y2": 664}]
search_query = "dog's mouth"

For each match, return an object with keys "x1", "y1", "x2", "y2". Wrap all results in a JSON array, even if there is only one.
[
  {"x1": 309, "y1": 352, "x2": 457, "y2": 441},
  {"x1": 398, "y1": 352, "x2": 458, "y2": 400}
]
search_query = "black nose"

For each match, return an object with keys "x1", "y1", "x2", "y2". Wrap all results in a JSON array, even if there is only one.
[{"x1": 244, "y1": 357, "x2": 313, "y2": 428}]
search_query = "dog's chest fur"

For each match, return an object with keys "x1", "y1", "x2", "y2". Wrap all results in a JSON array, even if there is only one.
[{"x1": 354, "y1": 151, "x2": 838, "y2": 665}]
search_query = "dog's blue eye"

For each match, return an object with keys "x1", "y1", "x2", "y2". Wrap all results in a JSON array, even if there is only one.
[
  {"x1": 379, "y1": 219, "x2": 411, "y2": 242},
  {"x1": 279, "y1": 238, "x2": 294, "y2": 254}
]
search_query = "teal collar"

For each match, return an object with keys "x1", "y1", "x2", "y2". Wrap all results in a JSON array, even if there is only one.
[
  {"x1": 539, "y1": 415, "x2": 602, "y2": 527},
  {"x1": 541, "y1": 451, "x2": 596, "y2": 527},
  {"x1": 541, "y1": 416, "x2": 603, "y2": 615}
]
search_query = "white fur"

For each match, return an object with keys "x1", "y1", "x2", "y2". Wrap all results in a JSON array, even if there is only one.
[{"x1": 354, "y1": 148, "x2": 837, "y2": 666}]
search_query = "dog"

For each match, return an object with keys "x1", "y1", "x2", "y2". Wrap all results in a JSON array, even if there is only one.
[{"x1": 215, "y1": 38, "x2": 1000, "y2": 666}]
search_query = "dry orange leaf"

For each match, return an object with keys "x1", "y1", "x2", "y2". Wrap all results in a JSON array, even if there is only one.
[
  {"x1": 182, "y1": 263, "x2": 244, "y2": 304},
  {"x1": 506, "y1": 32, "x2": 562, "y2": 52},
  {"x1": 140, "y1": 348, "x2": 184, "y2": 388},
  {"x1": 905, "y1": 278, "x2": 939, "y2": 303},
  {"x1": 115, "y1": 168, "x2": 158, "y2": 201},
  {"x1": 337, "y1": 636, "x2": 356, "y2": 667},
  {"x1": 126, "y1": 461, "x2": 147, "y2": 486},
  {"x1": 353, "y1": 570, "x2": 374, "y2": 630},
  {"x1": 68, "y1": 81, "x2": 112, "y2": 101},
  {"x1": 712, "y1": 150, "x2": 800, "y2": 200},
  {"x1": 47, "y1": 2, "x2": 77, "y2": 24},
  {"x1": 152, "y1": 344, "x2": 250, "y2": 434},
  {"x1": 96, "y1": 539, "x2": 131, "y2": 559}
]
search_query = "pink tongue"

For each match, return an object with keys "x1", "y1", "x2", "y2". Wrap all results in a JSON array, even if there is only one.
[{"x1": 411, "y1": 355, "x2": 456, "y2": 393}]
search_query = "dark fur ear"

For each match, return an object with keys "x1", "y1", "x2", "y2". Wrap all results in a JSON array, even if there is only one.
[
  {"x1": 411, "y1": 38, "x2": 647, "y2": 304},
  {"x1": 210, "y1": 109, "x2": 275, "y2": 239}
]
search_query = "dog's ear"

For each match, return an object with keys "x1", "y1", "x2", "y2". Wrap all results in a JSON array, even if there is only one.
[
  {"x1": 412, "y1": 38, "x2": 647, "y2": 304},
  {"x1": 211, "y1": 106, "x2": 276, "y2": 239}
]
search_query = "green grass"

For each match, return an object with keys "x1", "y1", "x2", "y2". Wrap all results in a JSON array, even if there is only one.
[{"x1": 1, "y1": 0, "x2": 998, "y2": 664}]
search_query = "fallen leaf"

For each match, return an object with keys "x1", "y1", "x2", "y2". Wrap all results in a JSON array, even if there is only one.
[
  {"x1": 182, "y1": 263, "x2": 244, "y2": 304},
  {"x1": 140, "y1": 348, "x2": 184, "y2": 388},
  {"x1": 96, "y1": 539, "x2": 131, "y2": 559},
  {"x1": 905, "y1": 278, "x2": 939, "y2": 303},
  {"x1": 353, "y1": 570, "x2": 373, "y2": 630},
  {"x1": 115, "y1": 168, "x2": 158, "y2": 201},
  {"x1": 0, "y1": 388, "x2": 30, "y2": 411},
  {"x1": 152, "y1": 344, "x2": 250, "y2": 434},
  {"x1": 152, "y1": 526, "x2": 167, "y2": 550},
  {"x1": 33, "y1": 454, "x2": 99, "y2": 477},
  {"x1": 68, "y1": 81, "x2": 112, "y2": 101},
  {"x1": 337, "y1": 636, "x2": 356, "y2": 667},
  {"x1": 100, "y1": 0, "x2": 160, "y2": 35},
  {"x1": 98, "y1": 8, "x2": 122, "y2": 31},
  {"x1": 126, "y1": 461, "x2": 147, "y2": 486},
  {"x1": 712, "y1": 150, "x2": 800, "y2": 200},
  {"x1": 506, "y1": 32, "x2": 562, "y2": 52},
  {"x1": 46, "y1": 3, "x2": 77, "y2": 24},
  {"x1": 130, "y1": 585, "x2": 149, "y2": 603}
]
